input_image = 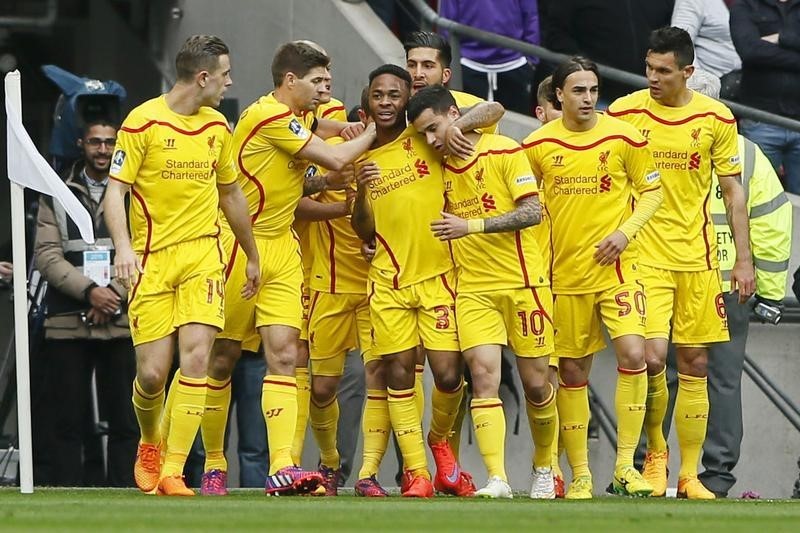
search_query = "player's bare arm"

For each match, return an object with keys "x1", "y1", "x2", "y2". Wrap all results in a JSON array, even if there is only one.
[
  {"x1": 430, "y1": 195, "x2": 541, "y2": 240},
  {"x1": 315, "y1": 118, "x2": 363, "y2": 140},
  {"x1": 103, "y1": 179, "x2": 141, "y2": 289},
  {"x1": 218, "y1": 181, "x2": 261, "y2": 299},
  {"x1": 295, "y1": 196, "x2": 349, "y2": 221},
  {"x1": 351, "y1": 161, "x2": 379, "y2": 241},
  {"x1": 297, "y1": 122, "x2": 376, "y2": 171},
  {"x1": 718, "y1": 174, "x2": 756, "y2": 302},
  {"x1": 303, "y1": 164, "x2": 353, "y2": 196},
  {"x1": 446, "y1": 101, "x2": 505, "y2": 158}
]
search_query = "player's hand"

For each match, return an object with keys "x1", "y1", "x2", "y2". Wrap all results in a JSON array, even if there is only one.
[
  {"x1": 445, "y1": 125, "x2": 474, "y2": 159},
  {"x1": 730, "y1": 258, "x2": 756, "y2": 304},
  {"x1": 356, "y1": 161, "x2": 380, "y2": 189},
  {"x1": 341, "y1": 121, "x2": 366, "y2": 140},
  {"x1": 593, "y1": 230, "x2": 628, "y2": 266},
  {"x1": 361, "y1": 240, "x2": 376, "y2": 263},
  {"x1": 242, "y1": 256, "x2": 261, "y2": 300},
  {"x1": 431, "y1": 211, "x2": 468, "y2": 241},
  {"x1": 86, "y1": 307, "x2": 111, "y2": 326},
  {"x1": 326, "y1": 164, "x2": 354, "y2": 190},
  {"x1": 88, "y1": 286, "x2": 121, "y2": 316},
  {"x1": 114, "y1": 245, "x2": 143, "y2": 289}
]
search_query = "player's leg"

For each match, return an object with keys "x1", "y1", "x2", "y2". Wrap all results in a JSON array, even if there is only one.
[
  {"x1": 548, "y1": 357, "x2": 565, "y2": 497},
  {"x1": 414, "y1": 345, "x2": 426, "y2": 421},
  {"x1": 292, "y1": 339, "x2": 311, "y2": 465}
]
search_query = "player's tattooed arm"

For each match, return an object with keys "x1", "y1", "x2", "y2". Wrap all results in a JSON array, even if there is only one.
[
  {"x1": 484, "y1": 194, "x2": 541, "y2": 233},
  {"x1": 303, "y1": 173, "x2": 329, "y2": 196},
  {"x1": 445, "y1": 101, "x2": 505, "y2": 158}
]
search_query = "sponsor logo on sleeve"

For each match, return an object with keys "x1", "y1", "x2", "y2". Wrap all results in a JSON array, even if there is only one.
[
  {"x1": 515, "y1": 175, "x2": 535, "y2": 185},
  {"x1": 645, "y1": 171, "x2": 660, "y2": 183},
  {"x1": 288, "y1": 118, "x2": 310, "y2": 139},
  {"x1": 110, "y1": 150, "x2": 126, "y2": 174},
  {"x1": 729, "y1": 154, "x2": 740, "y2": 165}
]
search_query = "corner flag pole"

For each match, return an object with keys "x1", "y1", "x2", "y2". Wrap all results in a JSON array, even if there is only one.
[{"x1": 5, "y1": 70, "x2": 34, "y2": 494}]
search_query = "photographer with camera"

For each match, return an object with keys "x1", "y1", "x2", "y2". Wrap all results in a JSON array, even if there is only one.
[{"x1": 32, "y1": 119, "x2": 138, "y2": 487}]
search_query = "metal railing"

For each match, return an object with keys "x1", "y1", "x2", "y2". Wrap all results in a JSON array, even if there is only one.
[{"x1": 407, "y1": 0, "x2": 800, "y2": 134}]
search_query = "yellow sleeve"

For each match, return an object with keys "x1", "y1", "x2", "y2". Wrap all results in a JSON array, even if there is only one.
[
  {"x1": 506, "y1": 147, "x2": 539, "y2": 201},
  {"x1": 265, "y1": 114, "x2": 314, "y2": 156},
  {"x1": 110, "y1": 113, "x2": 149, "y2": 184},
  {"x1": 623, "y1": 134, "x2": 661, "y2": 195},
  {"x1": 216, "y1": 128, "x2": 237, "y2": 185},
  {"x1": 618, "y1": 188, "x2": 663, "y2": 241},
  {"x1": 711, "y1": 108, "x2": 742, "y2": 177}
]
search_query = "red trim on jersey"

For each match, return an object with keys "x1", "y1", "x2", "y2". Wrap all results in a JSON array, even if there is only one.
[
  {"x1": 367, "y1": 395, "x2": 388, "y2": 401},
  {"x1": 559, "y1": 381, "x2": 588, "y2": 390},
  {"x1": 108, "y1": 175, "x2": 131, "y2": 185},
  {"x1": 121, "y1": 120, "x2": 230, "y2": 135},
  {"x1": 470, "y1": 402, "x2": 504, "y2": 410},
  {"x1": 133, "y1": 380, "x2": 160, "y2": 400},
  {"x1": 225, "y1": 240, "x2": 241, "y2": 280},
  {"x1": 178, "y1": 379, "x2": 207, "y2": 388},
  {"x1": 515, "y1": 191, "x2": 539, "y2": 202},
  {"x1": 307, "y1": 290, "x2": 321, "y2": 328},
  {"x1": 515, "y1": 230, "x2": 531, "y2": 287},
  {"x1": 129, "y1": 257, "x2": 146, "y2": 302},
  {"x1": 324, "y1": 220, "x2": 337, "y2": 294},
  {"x1": 615, "y1": 258, "x2": 625, "y2": 284},
  {"x1": 606, "y1": 108, "x2": 736, "y2": 126},
  {"x1": 521, "y1": 135, "x2": 647, "y2": 152},
  {"x1": 374, "y1": 231, "x2": 401, "y2": 289},
  {"x1": 617, "y1": 366, "x2": 647, "y2": 375},
  {"x1": 321, "y1": 105, "x2": 346, "y2": 119},
  {"x1": 130, "y1": 187, "x2": 153, "y2": 265},
  {"x1": 388, "y1": 391, "x2": 415, "y2": 399},
  {"x1": 716, "y1": 172, "x2": 741, "y2": 177},
  {"x1": 530, "y1": 287, "x2": 553, "y2": 325},
  {"x1": 237, "y1": 110, "x2": 293, "y2": 223},
  {"x1": 206, "y1": 379, "x2": 232, "y2": 390},
  {"x1": 702, "y1": 191, "x2": 713, "y2": 270},
  {"x1": 263, "y1": 379, "x2": 297, "y2": 388},
  {"x1": 440, "y1": 273, "x2": 457, "y2": 301},
  {"x1": 213, "y1": 221, "x2": 226, "y2": 271},
  {"x1": 444, "y1": 146, "x2": 525, "y2": 174}
]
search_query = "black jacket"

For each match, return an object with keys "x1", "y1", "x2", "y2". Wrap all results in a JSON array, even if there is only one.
[{"x1": 730, "y1": 0, "x2": 800, "y2": 119}]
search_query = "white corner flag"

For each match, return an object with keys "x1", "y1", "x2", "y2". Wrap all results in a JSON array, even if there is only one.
[{"x1": 5, "y1": 70, "x2": 95, "y2": 494}]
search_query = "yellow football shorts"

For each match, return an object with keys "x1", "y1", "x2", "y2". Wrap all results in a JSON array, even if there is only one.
[
  {"x1": 456, "y1": 286, "x2": 554, "y2": 358},
  {"x1": 369, "y1": 271, "x2": 460, "y2": 357},
  {"x1": 128, "y1": 236, "x2": 225, "y2": 346},
  {"x1": 553, "y1": 280, "x2": 647, "y2": 358},
  {"x1": 308, "y1": 290, "x2": 376, "y2": 376},
  {"x1": 217, "y1": 229, "x2": 303, "y2": 344},
  {"x1": 640, "y1": 264, "x2": 729, "y2": 345}
]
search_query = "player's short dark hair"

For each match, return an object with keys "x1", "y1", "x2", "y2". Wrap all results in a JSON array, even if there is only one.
[
  {"x1": 359, "y1": 85, "x2": 370, "y2": 113},
  {"x1": 403, "y1": 31, "x2": 452, "y2": 68},
  {"x1": 407, "y1": 85, "x2": 456, "y2": 123},
  {"x1": 649, "y1": 26, "x2": 695, "y2": 68},
  {"x1": 175, "y1": 35, "x2": 230, "y2": 82},
  {"x1": 536, "y1": 75, "x2": 556, "y2": 107},
  {"x1": 368, "y1": 64, "x2": 412, "y2": 90},
  {"x1": 271, "y1": 42, "x2": 330, "y2": 88},
  {"x1": 551, "y1": 56, "x2": 599, "y2": 111}
]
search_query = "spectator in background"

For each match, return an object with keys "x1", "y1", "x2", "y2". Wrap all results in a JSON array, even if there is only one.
[
  {"x1": 541, "y1": 0, "x2": 674, "y2": 103},
  {"x1": 730, "y1": 0, "x2": 800, "y2": 194},
  {"x1": 32, "y1": 120, "x2": 138, "y2": 487},
  {"x1": 439, "y1": 0, "x2": 540, "y2": 114},
  {"x1": 671, "y1": 0, "x2": 742, "y2": 98},
  {"x1": 367, "y1": 0, "x2": 420, "y2": 41}
]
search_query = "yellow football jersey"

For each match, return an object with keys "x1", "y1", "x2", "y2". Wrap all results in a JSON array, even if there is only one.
[
  {"x1": 444, "y1": 133, "x2": 547, "y2": 292},
  {"x1": 451, "y1": 89, "x2": 498, "y2": 134},
  {"x1": 231, "y1": 92, "x2": 315, "y2": 239},
  {"x1": 110, "y1": 95, "x2": 236, "y2": 254},
  {"x1": 317, "y1": 98, "x2": 347, "y2": 122},
  {"x1": 362, "y1": 126, "x2": 452, "y2": 289},
  {"x1": 607, "y1": 89, "x2": 741, "y2": 271},
  {"x1": 523, "y1": 113, "x2": 661, "y2": 294}
]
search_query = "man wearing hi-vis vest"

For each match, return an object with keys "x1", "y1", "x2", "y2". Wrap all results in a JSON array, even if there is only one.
[{"x1": 660, "y1": 70, "x2": 793, "y2": 498}]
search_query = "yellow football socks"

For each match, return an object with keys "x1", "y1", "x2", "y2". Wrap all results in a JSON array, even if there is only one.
[
  {"x1": 201, "y1": 376, "x2": 231, "y2": 472},
  {"x1": 310, "y1": 395, "x2": 341, "y2": 469},
  {"x1": 471, "y1": 397, "x2": 507, "y2": 481},
  {"x1": 162, "y1": 374, "x2": 207, "y2": 477},
  {"x1": 645, "y1": 369, "x2": 669, "y2": 453},
  {"x1": 675, "y1": 373, "x2": 709, "y2": 478},
  {"x1": 291, "y1": 366, "x2": 311, "y2": 465},
  {"x1": 557, "y1": 383, "x2": 591, "y2": 478},
  {"x1": 132, "y1": 378, "x2": 164, "y2": 445},
  {"x1": 551, "y1": 405, "x2": 562, "y2": 477},
  {"x1": 429, "y1": 379, "x2": 464, "y2": 444},
  {"x1": 388, "y1": 387, "x2": 427, "y2": 473},
  {"x1": 526, "y1": 384, "x2": 557, "y2": 469},
  {"x1": 615, "y1": 367, "x2": 647, "y2": 469},
  {"x1": 448, "y1": 390, "x2": 468, "y2": 459},
  {"x1": 358, "y1": 389, "x2": 391, "y2": 479},
  {"x1": 159, "y1": 370, "x2": 181, "y2": 445},
  {"x1": 414, "y1": 364, "x2": 425, "y2": 420},
  {"x1": 262, "y1": 375, "x2": 298, "y2": 474}
]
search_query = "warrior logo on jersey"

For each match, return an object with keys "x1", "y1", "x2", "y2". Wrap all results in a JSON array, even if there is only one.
[
  {"x1": 690, "y1": 127, "x2": 701, "y2": 148},
  {"x1": 288, "y1": 118, "x2": 310, "y2": 139},
  {"x1": 552, "y1": 155, "x2": 564, "y2": 167},
  {"x1": 597, "y1": 150, "x2": 610, "y2": 171},
  {"x1": 402, "y1": 137, "x2": 416, "y2": 158}
]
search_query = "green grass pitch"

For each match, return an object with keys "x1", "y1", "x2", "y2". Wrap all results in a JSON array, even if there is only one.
[{"x1": 1, "y1": 489, "x2": 799, "y2": 532}]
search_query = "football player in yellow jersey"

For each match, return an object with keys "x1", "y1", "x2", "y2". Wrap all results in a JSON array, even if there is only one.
[
  {"x1": 408, "y1": 85, "x2": 557, "y2": 499},
  {"x1": 199, "y1": 41, "x2": 377, "y2": 496},
  {"x1": 104, "y1": 35, "x2": 260, "y2": 496},
  {"x1": 523, "y1": 57, "x2": 663, "y2": 499},
  {"x1": 607, "y1": 28, "x2": 754, "y2": 499},
  {"x1": 351, "y1": 64, "x2": 501, "y2": 498}
]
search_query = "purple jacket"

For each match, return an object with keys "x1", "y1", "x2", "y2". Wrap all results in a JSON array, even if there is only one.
[{"x1": 439, "y1": 0, "x2": 540, "y2": 65}]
